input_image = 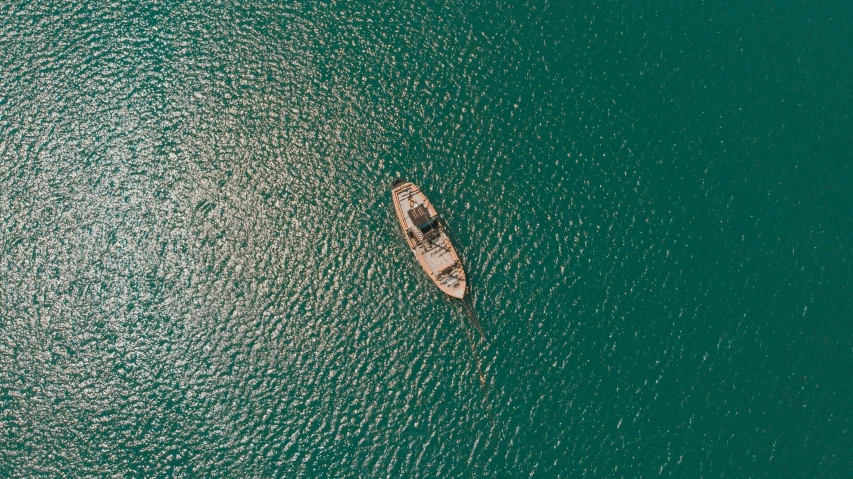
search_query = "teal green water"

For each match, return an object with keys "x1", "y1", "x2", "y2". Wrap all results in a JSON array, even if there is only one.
[{"x1": 1, "y1": 1, "x2": 851, "y2": 477}]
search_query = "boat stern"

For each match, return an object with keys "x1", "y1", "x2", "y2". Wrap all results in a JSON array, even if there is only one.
[
  {"x1": 448, "y1": 287, "x2": 466, "y2": 299},
  {"x1": 441, "y1": 279, "x2": 466, "y2": 299}
]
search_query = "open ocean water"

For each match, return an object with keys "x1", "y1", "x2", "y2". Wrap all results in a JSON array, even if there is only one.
[{"x1": 1, "y1": 0, "x2": 851, "y2": 477}]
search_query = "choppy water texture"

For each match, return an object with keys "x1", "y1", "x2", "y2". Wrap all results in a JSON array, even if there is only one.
[{"x1": 1, "y1": 0, "x2": 852, "y2": 477}]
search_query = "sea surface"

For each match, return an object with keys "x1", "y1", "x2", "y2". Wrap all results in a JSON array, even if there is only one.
[{"x1": 1, "y1": 0, "x2": 851, "y2": 477}]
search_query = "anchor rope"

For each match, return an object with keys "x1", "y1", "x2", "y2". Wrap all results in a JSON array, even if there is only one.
[
  {"x1": 458, "y1": 306, "x2": 492, "y2": 408},
  {"x1": 456, "y1": 296, "x2": 495, "y2": 432},
  {"x1": 461, "y1": 296, "x2": 486, "y2": 341}
]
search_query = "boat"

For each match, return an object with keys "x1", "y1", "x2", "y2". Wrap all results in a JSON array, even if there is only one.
[{"x1": 391, "y1": 179, "x2": 466, "y2": 299}]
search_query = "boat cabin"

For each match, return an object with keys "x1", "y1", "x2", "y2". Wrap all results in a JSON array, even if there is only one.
[{"x1": 408, "y1": 204, "x2": 439, "y2": 234}]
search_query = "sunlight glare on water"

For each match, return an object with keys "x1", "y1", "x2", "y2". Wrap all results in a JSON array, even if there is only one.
[{"x1": 1, "y1": 0, "x2": 851, "y2": 477}]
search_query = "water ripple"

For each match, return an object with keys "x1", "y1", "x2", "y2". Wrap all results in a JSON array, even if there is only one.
[{"x1": 2, "y1": 0, "x2": 851, "y2": 477}]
